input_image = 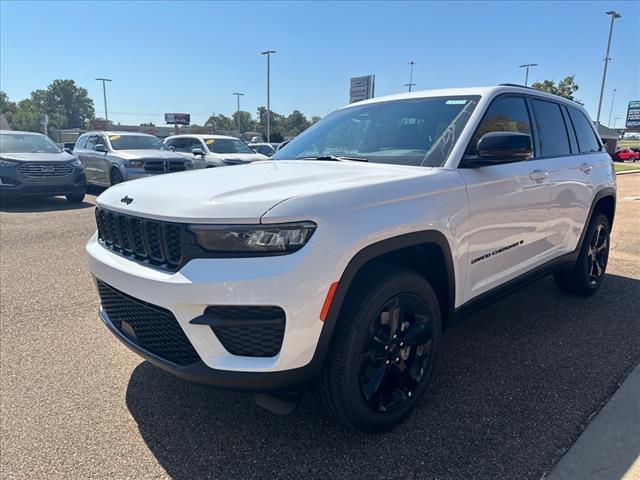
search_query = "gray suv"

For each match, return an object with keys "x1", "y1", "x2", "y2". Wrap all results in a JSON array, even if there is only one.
[{"x1": 74, "y1": 131, "x2": 193, "y2": 186}]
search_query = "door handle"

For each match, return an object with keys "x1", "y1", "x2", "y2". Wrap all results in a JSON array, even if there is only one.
[
  {"x1": 580, "y1": 163, "x2": 593, "y2": 173},
  {"x1": 529, "y1": 169, "x2": 549, "y2": 182}
]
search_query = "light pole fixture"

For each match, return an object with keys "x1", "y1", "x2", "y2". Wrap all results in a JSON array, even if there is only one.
[
  {"x1": 608, "y1": 88, "x2": 618, "y2": 127},
  {"x1": 233, "y1": 92, "x2": 244, "y2": 133},
  {"x1": 518, "y1": 64, "x2": 538, "y2": 87},
  {"x1": 405, "y1": 60, "x2": 416, "y2": 92},
  {"x1": 95, "y1": 78, "x2": 112, "y2": 127},
  {"x1": 596, "y1": 11, "x2": 621, "y2": 125},
  {"x1": 261, "y1": 50, "x2": 276, "y2": 142}
]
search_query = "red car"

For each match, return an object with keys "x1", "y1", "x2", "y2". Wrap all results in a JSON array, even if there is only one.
[{"x1": 612, "y1": 148, "x2": 640, "y2": 162}]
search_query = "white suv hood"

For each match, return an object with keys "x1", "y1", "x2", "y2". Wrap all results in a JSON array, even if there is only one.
[{"x1": 96, "y1": 160, "x2": 427, "y2": 223}]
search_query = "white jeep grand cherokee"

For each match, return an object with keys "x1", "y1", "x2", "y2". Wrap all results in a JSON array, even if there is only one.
[{"x1": 87, "y1": 85, "x2": 615, "y2": 432}]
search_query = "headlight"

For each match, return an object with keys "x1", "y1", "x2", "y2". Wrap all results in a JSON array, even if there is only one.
[
  {"x1": 188, "y1": 222, "x2": 317, "y2": 254},
  {"x1": 0, "y1": 159, "x2": 17, "y2": 167},
  {"x1": 70, "y1": 158, "x2": 82, "y2": 167},
  {"x1": 127, "y1": 159, "x2": 144, "y2": 168}
]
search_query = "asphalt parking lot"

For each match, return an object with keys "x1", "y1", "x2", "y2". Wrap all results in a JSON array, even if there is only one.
[{"x1": 1, "y1": 175, "x2": 639, "y2": 480}]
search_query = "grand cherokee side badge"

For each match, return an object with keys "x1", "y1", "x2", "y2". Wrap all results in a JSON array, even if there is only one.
[{"x1": 120, "y1": 195, "x2": 134, "y2": 205}]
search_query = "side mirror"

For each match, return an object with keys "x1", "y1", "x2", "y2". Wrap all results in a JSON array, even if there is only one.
[
  {"x1": 167, "y1": 145, "x2": 176, "y2": 151},
  {"x1": 191, "y1": 148, "x2": 205, "y2": 156},
  {"x1": 63, "y1": 147, "x2": 73, "y2": 153},
  {"x1": 464, "y1": 132, "x2": 532, "y2": 167},
  {"x1": 94, "y1": 144, "x2": 107, "y2": 153}
]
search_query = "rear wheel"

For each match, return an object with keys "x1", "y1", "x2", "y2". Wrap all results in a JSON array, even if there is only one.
[
  {"x1": 554, "y1": 213, "x2": 610, "y2": 295},
  {"x1": 65, "y1": 192, "x2": 85, "y2": 203},
  {"x1": 110, "y1": 168, "x2": 124, "y2": 186},
  {"x1": 316, "y1": 266, "x2": 441, "y2": 432}
]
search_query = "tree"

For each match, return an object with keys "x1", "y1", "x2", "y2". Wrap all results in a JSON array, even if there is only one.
[
  {"x1": 140, "y1": 122, "x2": 155, "y2": 127},
  {"x1": 205, "y1": 113, "x2": 234, "y2": 132},
  {"x1": 0, "y1": 91, "x2": 17, "y2": 116},
  {"x1": 531, "y1": 75, "x2": 580, "y2": 101},
  {"x1": 9, "y1": 99, "x2": 42, "y2": 132},
  {"x1": 232, "y1": 110, "x2": 254, "y2": 133},
  {"x1": 310, "y1": 116, "x2": 321, "y2": 125},
  {"x1": 283, "y1": 110, "x2": 309, "y2": 136}
]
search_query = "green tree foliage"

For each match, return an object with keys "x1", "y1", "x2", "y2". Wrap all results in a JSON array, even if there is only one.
[
  {"x1": 531, "y1": 75, "x2": 580, "y2": 101},
  {"x1": 205, "y1": 113, "x2": 234, "y2": 131},
  {"x1": 0, "y1": 81, "x2": 95, "y2": 133}
]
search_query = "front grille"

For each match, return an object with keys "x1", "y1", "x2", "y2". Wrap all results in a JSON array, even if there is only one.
[
  {"x1": 97, "y1": 280, "x2": 200, "y2": 366},
  {"x1": 17, "y1": 162, "x2": 73, "y2": 177},
  {"x1": 205, "y1": 306, "x2": 286, "y2": 357},
  {"x1": 95, "y1": 207, "x2": 184, "y2": 270},
  {"x1": 144, "y1": 160, "x2": 186, "y2": 173}
]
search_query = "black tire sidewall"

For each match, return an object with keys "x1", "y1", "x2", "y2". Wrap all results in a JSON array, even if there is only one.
[
  {"x1": 576, "y1": 213, "x2": 610, "y2": 293},
  {"x1": 338, "y1": 271, "x2": 441, "y2": 431},
  {"x1": 110, "y1": 169, "x2": 124, "y2": 185}
]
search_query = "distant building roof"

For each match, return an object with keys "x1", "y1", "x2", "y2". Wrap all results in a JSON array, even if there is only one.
[{"x1": 596, "y1": 123, "x2": 619, "y2": 139}]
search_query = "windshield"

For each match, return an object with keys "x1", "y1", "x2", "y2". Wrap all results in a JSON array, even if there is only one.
[
  {"x1": 273, "y1": 96, "x2": 480, "y2": 167},
  {"x1": 0, "y1": 133, "x2": 61, "y2": 154},
  {"x1": 108, "y1": 134, "x2": 168, "y2": 151},
  {"x1": 207, "y1": 138, "x2": 254, "y2": 154}
]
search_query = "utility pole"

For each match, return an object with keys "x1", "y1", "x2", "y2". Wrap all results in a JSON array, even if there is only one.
[
  {"x1": 608, "y1": 88, "x2": 618, "y2": 127},
  {"x1": 518, "y1": 63, "x2": 538, "y2": 86},
  {"x1": 405, "y1": 60, "x2": 416, "y2": 92},
  {"x1": 596, "y1": 11, "x2": 621, "y2": 126},
  {"x1": 95, "y1": 78, "x2": 112, "y2": 127},
  {"x1": 42, "y1": 114, "x2": 49, "y2": 136},
  {"x1": 233, "y1": 92, "x2": 244, "y2": 134},
  {"x1": 261, "y1": 50, "x2": 276, "y2": 142}
]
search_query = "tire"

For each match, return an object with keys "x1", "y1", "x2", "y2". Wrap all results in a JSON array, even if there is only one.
[
  {"x1": 316, "y1": 265, "x2": 441, "y2": 432},
  {"x1": 65, "y1": 192, "x2": 85, "y2": 203},
  {"x1": 110, "y1": 168, "x2": 124, "y2": 186},
  {"x1": 554, "y1": 213, "x2": 610, "y2": 295}
]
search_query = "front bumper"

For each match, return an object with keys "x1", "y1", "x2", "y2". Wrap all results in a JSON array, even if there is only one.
[
  {"x1": 86, "y1": 232, "x2": 346, "y2": 390},
  {"x1": 0, "y1": 166, "x2": 86, "y2": 197}
]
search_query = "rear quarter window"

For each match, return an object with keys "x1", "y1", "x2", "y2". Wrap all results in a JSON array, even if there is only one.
[{"x1": 567, "y1": 107, "x2": 602, "y2": 153}]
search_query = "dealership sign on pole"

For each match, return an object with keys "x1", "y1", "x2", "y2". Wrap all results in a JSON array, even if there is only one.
[
  {"x1": 350, "y1": 75, "x2": 375, "y2": 103},
  {"x1": 625, "y1": 101, "x2": 640, "y2": 132},
  {"x1": 164, "y1": 113, "x2": 191, "y2": 126}
]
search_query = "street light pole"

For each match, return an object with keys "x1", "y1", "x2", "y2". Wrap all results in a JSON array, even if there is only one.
[
  {"x1": 607, "y1": 88, "x2": 618, "y2": 127},
  {"x1": 518, "y1": 63, "x2": 538, "y2": 87},
  {"x1": 95, "y1": 78, "x2": 112, "y2": 127},
  {"x1": 405, "y1": 60, "x2": 416, "y2": 92},
  {"x1": 233, "y1": 92, "x2": 244, "y2": 134},
  {"x1": 261, "y1": 50, "x2": 276, "y2": 142},
  {"x1": 596, "y1": 11, "x2": 621, "y2": 126}
]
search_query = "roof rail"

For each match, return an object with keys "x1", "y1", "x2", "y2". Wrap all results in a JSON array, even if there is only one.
[{"x1": 498, "y1": 83, "x2": 538, "y2": 90}]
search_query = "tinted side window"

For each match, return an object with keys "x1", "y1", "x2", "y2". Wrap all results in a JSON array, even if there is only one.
[
  {"x1": 471, "y1": 96, "x2": 532, "y2": 154},
  {"x1": 85, "y1": 136, "x2": 97, "y2": 150},
  {"x1": 568, "y1": 107, "x2": 601, "y2": 153},
  {"x1": 166, "y1": 137, "x2": 190, "y2": 153},
  {"x1": 75, "y1": 136, "x2": 87, "y2": 149},
  {"x1": 531, "y1": 99, "x2": 571, "y2": 157},
  {"x1": 188, "y1": 138, "x2": 205, "y2": 152}
]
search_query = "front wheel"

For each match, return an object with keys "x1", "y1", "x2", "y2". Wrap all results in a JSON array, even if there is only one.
[
  {"x1": 65, "y1": 192, "x2": 85, "y2": 203},
  {"x1": 554, "y1": 213, "x2": 610, "y2": 295},
  {"x1": 110, "y1": 168, "x2": 124, "y2": 186},
  {"x1": 316, "y1": 266, "x2": 441, "y2": 432}
]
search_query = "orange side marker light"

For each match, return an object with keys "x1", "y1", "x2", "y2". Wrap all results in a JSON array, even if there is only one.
[{"x1": 319, "y1": 282, "x2": 339, "y2": 322}]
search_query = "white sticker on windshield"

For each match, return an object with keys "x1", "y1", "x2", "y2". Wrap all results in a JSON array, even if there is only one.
[{"x1": 446, "y1": 99, "x2": 467, "y2": 105}]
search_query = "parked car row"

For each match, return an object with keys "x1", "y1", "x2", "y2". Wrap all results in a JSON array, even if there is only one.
[{"x1": 0, "y1": 130, "x2": 271, "y2": 202}]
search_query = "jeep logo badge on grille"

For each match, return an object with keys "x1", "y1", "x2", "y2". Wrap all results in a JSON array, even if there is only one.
[{"x1": 120, "y1": 195, "x2": 134, "y2": 205}]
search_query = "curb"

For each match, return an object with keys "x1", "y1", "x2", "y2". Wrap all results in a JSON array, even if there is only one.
[{"x1": 616, "y1": 170, "x2": 640, "y2": 176}]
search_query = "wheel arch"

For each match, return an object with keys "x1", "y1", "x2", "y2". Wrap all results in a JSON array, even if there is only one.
[{"x1": 312, "y1": 230, "x2": 456, "y2": 370}]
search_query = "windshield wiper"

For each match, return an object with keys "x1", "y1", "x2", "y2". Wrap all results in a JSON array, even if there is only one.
[{"x1": 299, "y1": 155, "x2": 368, "y2": 162}]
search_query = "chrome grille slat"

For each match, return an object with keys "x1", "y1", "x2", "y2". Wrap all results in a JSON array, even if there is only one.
[{"x1": 16, "y1": 162, "x2": 73, "y2": 178}]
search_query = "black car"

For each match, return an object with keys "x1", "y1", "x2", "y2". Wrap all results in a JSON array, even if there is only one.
[{"x1": 0, "y1": 130, "x2": 86, "y2": 203}]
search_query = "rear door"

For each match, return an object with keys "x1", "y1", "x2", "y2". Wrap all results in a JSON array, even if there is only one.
[
  {"x1": 458, "y1": 95, "x2": 552, "y2": 301},
  {"x1": 93, "y1": 134, "x2": 110, "y2": 185},
  {"x1": 543, "y1": 103, "x2": 605, "y2": 255},
  {"x1": 83, "y1": 135, "x2": 99, "y2": 184}
]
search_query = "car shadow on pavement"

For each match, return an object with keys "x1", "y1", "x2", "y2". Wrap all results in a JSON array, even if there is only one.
[
  {"x1": 0, "y1": 196, "x2": 94, "y2": 213},
  {"x1": 125, "y1": 273, "x2": 640, "y2": 480}
]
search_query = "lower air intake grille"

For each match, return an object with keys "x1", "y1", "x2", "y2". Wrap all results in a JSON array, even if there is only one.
[
  {"x1": 97, "y1": 280, "x2": 200, "y2": 366},
  {"x1": 205, "y1": 306, "x2": 286, "y2": 357}
]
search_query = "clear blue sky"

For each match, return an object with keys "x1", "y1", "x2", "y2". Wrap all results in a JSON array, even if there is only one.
[{"x1": 1, "y1": 1, "x2": 638, "y2": 128}]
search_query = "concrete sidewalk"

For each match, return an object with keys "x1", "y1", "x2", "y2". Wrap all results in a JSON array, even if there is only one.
[{"x1": 547, "y1": 364, "x2": 640, "y2": 480}]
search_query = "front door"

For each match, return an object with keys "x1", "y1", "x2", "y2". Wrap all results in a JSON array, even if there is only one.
[{"x1": 458, "y1": 95, "x2": 552, "y2": 302}]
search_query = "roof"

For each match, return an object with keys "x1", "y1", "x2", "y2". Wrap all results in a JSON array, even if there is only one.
[
  {"x1": 165, "y1": 134, "x2": 237, "y2": 140},
  {"x1": 82, "y1": 131, "x2": 157, "y2": 137},
  {"x1": 341, "y1": 85, "x2": 584, "y2": 109},
  {"x1": 0, "y1": 129, "x2": 45, "y2": 136}
]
